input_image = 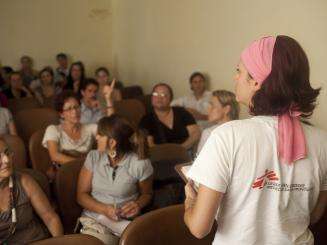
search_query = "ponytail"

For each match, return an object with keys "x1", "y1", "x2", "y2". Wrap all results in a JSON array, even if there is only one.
[{"x1": 130, "y1": 129, "x2": 148, "y2": 160}]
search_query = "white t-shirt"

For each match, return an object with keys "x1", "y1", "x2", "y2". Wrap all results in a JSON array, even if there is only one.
[
  {"x1": 171, "y1": 90, "x2": 212, "y2": 129},
  {"x1": 0, "y1": 107, "x2": 13, "y2": 135},
  {"x1": 196, "y1": 124, "x2": 219, "y2": 155},
  {"x1": 42, "y1": 124, "x2": 97, "y2": 153},
  {"x1": 188, "y1": 116, "x2": 327, "y2": 245}
]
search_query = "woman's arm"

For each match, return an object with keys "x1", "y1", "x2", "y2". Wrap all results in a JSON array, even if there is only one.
[
  {"x1": 8, "y1": 121, "x2": 17, "y2": 136},
  {"x1": 47, "y1": 140, "x2": 76, "y2": 165},
  {"x1": 21, "y1": 173, "x2": 63, "y2": 237},
  {"x1": 76, "y1": 166, "x2": 119, "y2": 220},
  {"x1": 184, "y1": 182, "x2": 223, "y2": 239},
  {"x1": 181, "y1": 124, "x2": 201, "y2": 150},
  {"x1": 147, "y1": 136, "x2": 155, "y2": 147},
  {"x1": 311, "y1": 190, "x2": 327, "y2": 225},
  {"x1": 120, "y1": 175, "x2": 153, "y2": 218},
  {"x1": 102, "y1": 79, "x2": 116, "y2": 117}
]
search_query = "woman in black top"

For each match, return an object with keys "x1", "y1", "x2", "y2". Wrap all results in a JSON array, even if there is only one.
[
  {"x1": 64, "y1": 61, "x2": 85, "y2": 94},
  {"x1": 3, "y1": 72, "x2": 32, "y2": 99},
  {"x1": 139, "y1": 83, "x2": 200, "y2": 150}
]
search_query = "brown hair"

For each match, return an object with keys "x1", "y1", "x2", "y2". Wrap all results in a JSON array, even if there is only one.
[
  {"x1": 97, "y1": 115, "x2": 148, "y2": 159},
  {"x1": 54, "y1": 90, "x2": 80, "y2": 113},
  {"x1": 212, "y1": 90, "x2": 240, "y2": 120},
  {"x1": 250, "y1": 36, "x2": 320, "y2": 118}
]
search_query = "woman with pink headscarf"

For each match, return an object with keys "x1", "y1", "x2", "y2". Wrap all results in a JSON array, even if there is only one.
[{"x1": 184, "y1": 36, "x2": 327, "y2": 244}]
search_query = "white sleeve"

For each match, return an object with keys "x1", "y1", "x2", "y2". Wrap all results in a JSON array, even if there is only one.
[
  {"x1": 42, "y1": 125, "x2": 60, "y2": 148},
  {"x1": 188, "y1": 125, "x2": 233, "y2": 193},
  {"x1": 171, "y1": 97, "x2": 184, "y2": 107},
  {"x1": 87, "y1": 123, "x2": 98, "y2": 137},
  {"x1": 196, "y1": 128, "x2": 211, "y2": 155}
]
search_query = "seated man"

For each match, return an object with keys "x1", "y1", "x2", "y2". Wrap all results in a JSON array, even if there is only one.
[
  {"x1": 80, "y1": 78, "x2": 104, "y2": 124},
  {"x1": 171, "y1": 72, "x2": 211, "y2": 129},
  {"x1": 139, "y1": 83, "x2": 200, "y2": 151}
]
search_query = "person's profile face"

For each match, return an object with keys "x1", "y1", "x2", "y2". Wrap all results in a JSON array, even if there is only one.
[{"x1": 234, "y1": 62, "x2": 257, "y2": 106}]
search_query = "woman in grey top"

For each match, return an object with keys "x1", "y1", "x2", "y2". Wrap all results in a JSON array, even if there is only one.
[{"x1": 77, "y1": 115, "x2": 153, "y2": 244}]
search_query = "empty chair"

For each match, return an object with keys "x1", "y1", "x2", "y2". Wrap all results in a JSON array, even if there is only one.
[
  {"x1": 122, "y1": 85, "x2": 144, "y2": 99},
  {"x1": 14, "y1": 107, "x2": 59, "y2": 146},
  {"x1": 114, "y1": 99, "x2": 146, "y2": 126},
  {"x1": 149, "y1": 144, "x2": 191, "y2": 209},
  {"x1": 8, "y1": 97, "x2": 41, "y2": 114},
  {"x1": 2, "y1": 134, "x2": 27, "y2": 169},
  {"x1": 54, "y1": 159, "x2": 84, "y2": 233},
  {"x1": 30, "y1": 234, "x2": 103, "y2": 245},
  {"x1": 29, "y1": 128, "x2": 52, "y2": 175},
  {"x1": 120, "y1": 204, "x2": 216, "y2": 245}
]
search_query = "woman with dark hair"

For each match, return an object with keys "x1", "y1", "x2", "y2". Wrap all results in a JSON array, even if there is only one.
[
  {"x1": 3, "y1": 72, "x2": 32, "y2": 99},
  {"x1": 139, "y1": 83, "x2": 201, "y2": 151},
  {"x1": 184, "y1": 36, "x2": 326, "y2": 244},
  {"x1": 30, "y1": 67, "x2": 62, "y2": 104},
  {"x1": 77, "y1": 115, "x2": 153, "y2": 244},
  {"x1": 0, "y1": 138, "x2": 63, "y2": 244},
  {"x1": 42, "y1": 81, "x2": 115, "y2": 178},
  {"x1": 64, "y1": 61, "x2": 85, "y2": 93}
]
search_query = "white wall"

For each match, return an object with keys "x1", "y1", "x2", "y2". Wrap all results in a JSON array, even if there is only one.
[{"x1": 112, "y1": 0, "x2": 327, "y2": 129}]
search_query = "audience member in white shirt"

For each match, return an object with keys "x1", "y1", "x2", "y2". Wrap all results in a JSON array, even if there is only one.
[
  {"x1": 171, "y1": 72, "x2": 211, "y2": 129},
  {"x1": 196, "y1": 90, "x2": 239, "y2": 154},
  {"x1": 184, "y1": 36, "x2": 327, "y2": 245}
]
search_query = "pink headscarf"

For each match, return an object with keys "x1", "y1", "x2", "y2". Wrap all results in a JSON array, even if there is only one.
[{"x1": 241, "y1": 36, "x2": 307, "y2": 165}]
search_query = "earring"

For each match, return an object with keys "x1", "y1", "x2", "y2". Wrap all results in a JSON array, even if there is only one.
[{"x1": 108, "y1": 149, "x2": 117, "y2": 159}]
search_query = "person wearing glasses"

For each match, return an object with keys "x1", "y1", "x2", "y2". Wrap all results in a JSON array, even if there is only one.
[
  {"x1": 0, "y1": 138, "x2": 63, "y2": 244},
  {"x1": 42, "y1": 81, "x2": 116, "y2": 174},
  {"x1": 77, "y1": 115, "x2": 153, "y2": 244},
  {"x1": 139, "y1": 83, "x2": 201, "y2": 151},
  {"x1": 196, "y1": 90, "x2": 239, "y2": 154}
]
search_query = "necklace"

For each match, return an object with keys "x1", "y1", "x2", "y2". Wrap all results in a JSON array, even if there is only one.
[{"x1": 1, "y1": 176, "x2": 17, "y2": 244}]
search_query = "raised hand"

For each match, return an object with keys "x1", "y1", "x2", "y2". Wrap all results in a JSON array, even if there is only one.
[{"x1": 102, "y1": 78, "x2": 116, "y2": 104}]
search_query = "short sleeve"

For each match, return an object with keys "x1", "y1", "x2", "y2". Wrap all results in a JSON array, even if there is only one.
[
  {"x1": 187, "y1": 125, "x2": 233, "y2": 193},
  {"x1": 86, "y1": 123, "x2": 98, "y2": 137},
  {"x1": 131, "y1": 158, "x2": 153, "y2": 181},
  {"x1": 139, "y1": 115, "x2": 152, "y2": 135},
  {"x1": 3, "y1": 108, "x2": 13, "y2": 124},
  {"x1": 171, "y1": 97, "x2": 184, "y2": 107},
  {"x1": 84, "y1": 150, "x2": 100, "y2": 172},
  {"x1": 42, "y1": 125, "x2": 60, "y2": 148},
  {"x1": 178, "y1": 107, "x2": 196, "y2": 126}
]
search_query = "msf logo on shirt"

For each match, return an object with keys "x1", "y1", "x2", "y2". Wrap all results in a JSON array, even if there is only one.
[{"x1": 252, "y1": 169, "x2": 279, "y2": 189}]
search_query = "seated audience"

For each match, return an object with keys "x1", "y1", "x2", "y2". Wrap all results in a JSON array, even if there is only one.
[
  {"x1": 0, "y1": 106, "x2": 17, "y2": 136},
  {"x1": 77, "y1": 115, "x2": 153, "y2": 244},
  {"x1": 80, "y1": 78, "x2": 104, "y2": 124},
  {"x1": 184, "y1": 36, "x2": 327, "y2": 244},
  {"x1": 171, "y1": 72, "x2": 211, "y2": 129},
  {"x1": 19, "y1": 55, "x2": 38, "y2": 87},
  {"x1": 3, "y1": 72, "x2": 32, "y2": 99},
  {"x1": 0, "y1": 138, "x2": 63, "y2": 244},
  {"x1": 197, "y1": 90, "x2": 239, "y2": 154},
  {"x1": 42, "y1": 82, "x2": 116, "y2": 166},
  {"x1": 95, "y1": 67, "x2": 123, "y2": 103},
  {"x1": 30, "y1": 67, "x2": 62, "y2": 105},
  {"x1": 139, "y1": 83, "x2": 200, "y2": 150},
  {"x1": 64, "y1": 61, "x2": 85, "y2": 94},
  {"x1": 1, "y1": 66, "x2": 13, "y2": 90}
]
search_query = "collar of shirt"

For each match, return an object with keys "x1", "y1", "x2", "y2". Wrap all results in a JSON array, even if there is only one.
[
  {"x1": 190, "y1": 90, "x2": 211, "y2": 102},
  {"x1": 101, "y1": 152, "x2": 129, "y2": 169}
]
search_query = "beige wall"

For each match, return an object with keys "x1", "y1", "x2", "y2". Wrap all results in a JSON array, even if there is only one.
[
  {"x1": 1, "y1": 0, "x2": 327, "y2": 129},
  {"x1": 0, "y1": 0, "x2": 113, "y2": 74},
  {"x1": 112, "y1": 0, "x2": 327, "y2": 129}
]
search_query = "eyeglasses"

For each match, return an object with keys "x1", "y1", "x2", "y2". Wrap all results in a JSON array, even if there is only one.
[
  {"x1": 62, "y1": 105, "x2": 81, "y2": 112},
  {"x1": 152, "y1": 92, "x2": 168, "y2": 98}
]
